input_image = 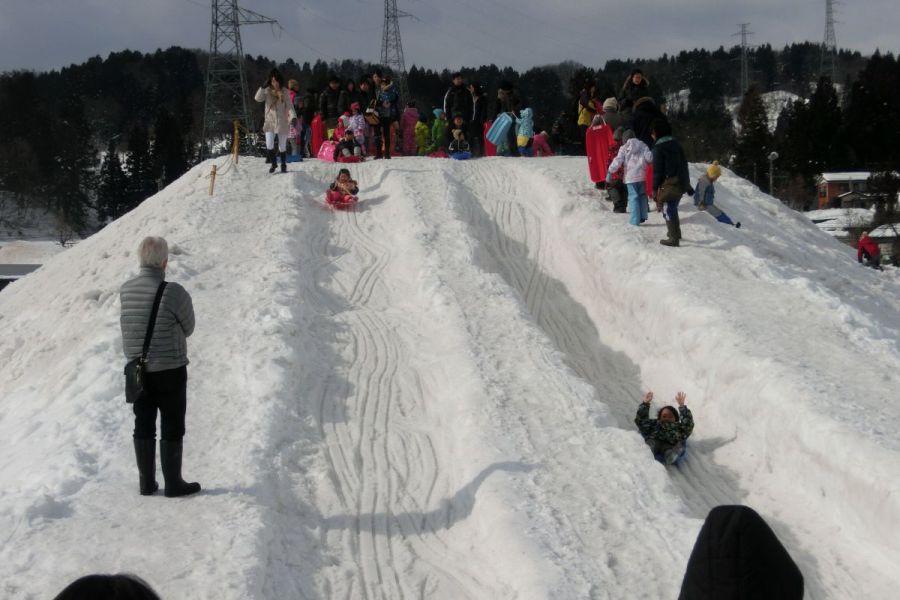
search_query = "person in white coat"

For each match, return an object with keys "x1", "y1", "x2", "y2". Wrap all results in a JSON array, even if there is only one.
[
  {"x1": 607, "y1": 129, "x2": 653, "y2": 225},
  {"x1": 254, "y1": 68, "x2": 297, "y2": 173}
]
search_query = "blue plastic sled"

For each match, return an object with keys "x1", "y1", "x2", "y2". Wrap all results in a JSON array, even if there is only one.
[
  {"x1": 287, "y1": 154, "x2": 303, "y2": 163},
  {"x1": 450, "y1": 151, "x2": 472, "y2": 161},
  {"x1": 486, "y1": 113, "x2": 513, "y2": 146}
]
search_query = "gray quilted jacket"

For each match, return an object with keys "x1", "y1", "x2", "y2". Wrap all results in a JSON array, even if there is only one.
[{"x1": 120, "y1": 267, "x2": 195, "y2": 372}]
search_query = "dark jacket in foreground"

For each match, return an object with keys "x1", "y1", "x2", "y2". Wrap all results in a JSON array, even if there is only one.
[
  {"x1": 120, "y1": 267, "x2": 195, "y2": 372},
  {"x1": 680, "y1": 505, "x2": 804, "y2": 600},
  {"x1": 652, "y1": 136, "x2": 692, "y2": 194}
]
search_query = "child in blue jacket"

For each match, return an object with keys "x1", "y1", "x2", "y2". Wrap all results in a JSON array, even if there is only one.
[{"x1": 694, "y1": 161, "x2": 740, "y2": 228}]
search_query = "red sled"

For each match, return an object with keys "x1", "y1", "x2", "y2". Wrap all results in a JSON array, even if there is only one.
[
  {"x1": 311, "y1": 114, "x2": 325, "y2": 156},
  {"x1": 586, "y1": 124, "x2": 614, "y2": 183},
  {"x1": 317, "y1": 140, "x2": 337, "y2": 162},
  {"x1": 336, "y1": 155, "x2": 364, "y2": 164},
  {"x1": 325, "y1": 190, "x2": 358, "y2": 210},
  {"x1": 484, "y1": 121, "x2": 497, "y2": 156},
  {"x1": 427, "y1": 150, "x2": 449, "y2": 158}
]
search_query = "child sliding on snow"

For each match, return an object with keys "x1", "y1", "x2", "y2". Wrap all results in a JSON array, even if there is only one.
[
  {"x1": 635, "y1": 391, "x2": 694, "y2": 465},
  {"x1": 326, "y1": 168, "x2": 359, "y2": 208},
  {"x1": 607, "y1": 129, "x2": 652, "y2": 225},
  {"x1": 694, "y1": 161, "x2": 740, "y2": 228}
]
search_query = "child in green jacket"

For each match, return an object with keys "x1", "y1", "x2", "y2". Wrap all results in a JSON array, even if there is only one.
[{"x1": 426, "y1": 109, "x2": 448, "y2": 154}]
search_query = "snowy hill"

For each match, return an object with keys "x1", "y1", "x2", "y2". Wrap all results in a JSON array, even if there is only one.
[{"x1": 1, "y1": 157, "x2": 899, "y2": 599}]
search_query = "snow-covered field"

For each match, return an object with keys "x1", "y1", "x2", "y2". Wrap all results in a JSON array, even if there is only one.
[{"x1": 1, "y1": 156, "x2": 898, "y2": 599}]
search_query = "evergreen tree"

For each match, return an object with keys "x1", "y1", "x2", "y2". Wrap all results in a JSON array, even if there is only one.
[
  {"x1": 151, "y1": 108, "x2": 188, "y2": 186},
  {"x1": 733, "y1": 87, "x2": 772, "y2": 188},
  {"x1": 124, "y1": 123, "x2": 156, "y2": 210},
  {"x1": 676, "y1": 58, "x2": 733, "y2": 161},
  {"x1": 47, "y1": 95, "x2": 96, "y2": 232},
  {"x1": 842, "y1": 52, "x2": 900, "y2": 169},
  {"x1": 97, "y1": 140, "x2": 129, "y2": 222}
]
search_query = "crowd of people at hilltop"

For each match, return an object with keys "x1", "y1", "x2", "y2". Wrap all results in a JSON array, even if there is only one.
[{"x1": 255, "y1": 67, "x2": 565, "y2": 163}]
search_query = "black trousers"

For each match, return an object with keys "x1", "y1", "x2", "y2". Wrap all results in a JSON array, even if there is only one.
[
  {"x1": 469, "y1": 122, "x2": 484, "y2": 157},
  {"x1": 133, "y1": 366, "x2": 187, "y2": 441}
]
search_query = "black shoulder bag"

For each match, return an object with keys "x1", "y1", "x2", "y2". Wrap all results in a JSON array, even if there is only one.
[{"x1": 124, "y1": 281, "x2": 167, "y2": 404}]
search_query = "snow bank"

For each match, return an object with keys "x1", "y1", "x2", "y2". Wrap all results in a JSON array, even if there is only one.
[{"x1": 1, "y1": 156, "x2": 899, "y2": 599}]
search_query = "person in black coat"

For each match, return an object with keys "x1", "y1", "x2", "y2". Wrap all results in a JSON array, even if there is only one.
[
  {"x1": 318, "y1": 75, "x2": 342, "y2": 128},
  {"x1": 679, "y1": 505, "x2": 804, "y2": 600},
  {"x1": 651, "y1": 118, "x2": 693, "y2": 247},
  {"x1": 443, "y1": 72, "x2": 474, "y2": 123},
  {"x1": 629, "y1": 96, "x2": 666, "y2": 148},
  {"x1": 619, "y1": 68, "x2": 650, "y2": 114},
  {"x1": 338, "y1": 80, "x2": 364, "y2": 117},
  {"x1": 469, "y1": 82, "x2": 486, "y2": 157}
]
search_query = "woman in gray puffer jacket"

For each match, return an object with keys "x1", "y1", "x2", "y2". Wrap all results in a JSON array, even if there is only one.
[{"x1": 120, "y1": 236, "x2": 200, "y2": 498}]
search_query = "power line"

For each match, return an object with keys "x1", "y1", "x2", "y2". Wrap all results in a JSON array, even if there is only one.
[
  {"x1": 821, "y1": 0, "x2": 838, "y2": 83},
  {"x1": 201, "y1": 1, "x2": 278, "y2": 158}
]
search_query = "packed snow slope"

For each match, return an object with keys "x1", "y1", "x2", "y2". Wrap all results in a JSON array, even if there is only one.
[{"x1": 1, "y1": 156, "x2": 899, "y2": 599}]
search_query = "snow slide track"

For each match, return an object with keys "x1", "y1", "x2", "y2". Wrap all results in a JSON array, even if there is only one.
[{"x1": 299, "y1": 166, "x2": 497, "y2": 599}]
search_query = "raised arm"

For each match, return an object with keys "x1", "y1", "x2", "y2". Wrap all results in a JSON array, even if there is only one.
[{"x1": 634, "y1": 392, "x2": 655, "y2": 439}]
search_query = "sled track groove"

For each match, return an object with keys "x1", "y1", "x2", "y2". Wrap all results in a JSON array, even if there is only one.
[{"x1": 316, "y1": 171, "x2": 492, "y2": 599}]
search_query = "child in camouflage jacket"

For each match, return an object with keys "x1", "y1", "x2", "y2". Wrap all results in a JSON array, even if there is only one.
[{"x1": 635, "y1": 391, "x2": 694, "y2": 465}]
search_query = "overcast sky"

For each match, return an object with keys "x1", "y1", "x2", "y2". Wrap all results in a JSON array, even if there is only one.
[{"x1": 1, "y1": 0, "x2": 897, "y2": 74}]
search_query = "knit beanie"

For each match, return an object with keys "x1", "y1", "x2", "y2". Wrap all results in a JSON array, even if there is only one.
[
  {"x1": 602, "y1": 97, "x2": 619, "y2": 111},
  {"x1": 707, "y1": 161, "x2": 722, "y2": 180},
  {"x1": 433, "y1": 108, "x2": 444, "y2": 119}
]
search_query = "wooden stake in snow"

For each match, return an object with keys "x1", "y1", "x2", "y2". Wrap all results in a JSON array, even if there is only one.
[{"x1": 209, "y1": 164, "x2": 217, "y2": 196}]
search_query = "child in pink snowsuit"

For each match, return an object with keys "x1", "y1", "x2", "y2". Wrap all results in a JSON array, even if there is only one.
[
  {"x1": 532, "y1": 130, "x2": 554, "y2": 157},
  {"x1": 401, "y1": 102, "x2": 420, "y2": 156}
]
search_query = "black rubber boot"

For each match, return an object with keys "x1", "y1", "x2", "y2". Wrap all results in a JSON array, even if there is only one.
[
  {"x1": 268, "y1": 149, "x2": 277, "y2": 173},
  {"x1": 160, "y1": 440, "x2": 201, "y2": 498},
  {"x1": 280, "y1": 151, "x2": 287, "y2": 173},
  {"x1": 133, "y1": 438, "x2": 158, "y2": 496},
  {"x1": 660, "y1": 221, "x2": 680, "y2": 247}
]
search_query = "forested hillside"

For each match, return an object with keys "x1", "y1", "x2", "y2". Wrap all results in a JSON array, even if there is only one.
[{"x1": 1, "y1": 44, "x2": 898, "y2": 234}]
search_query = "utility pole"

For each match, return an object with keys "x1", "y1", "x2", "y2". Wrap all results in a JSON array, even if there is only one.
[
  {"x1": 734, "y1": 23, "x2": 753, "y2": 95},
  {"x1": 381, "y1": 0, "x2": 412, "y2": 102},
  {"x1": 201, "y1": 1, "x2": 277, "y2": 158},
  {"x1": 821, "y1": 0, "x2": 838, "y2": 83}
]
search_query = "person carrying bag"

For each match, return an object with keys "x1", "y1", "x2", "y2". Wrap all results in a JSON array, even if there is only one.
[
  {"x1": 124, "y1": 281, "x2": 166, "y2": 404},
  {"x1": 120, "y1": 236, "x2": 200, "y2": 498}
]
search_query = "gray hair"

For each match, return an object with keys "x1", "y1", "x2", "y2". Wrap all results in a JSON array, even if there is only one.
[{"x1": 138, "y1": 236, "x2": 169, "y2": 268}]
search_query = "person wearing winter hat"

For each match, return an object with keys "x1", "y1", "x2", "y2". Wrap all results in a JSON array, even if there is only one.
[
  {"x1": 635, "y1": 390, "x2": 694, "y2": 465},
  {"x1": 600, "y1": 96, "x2": 624, "y2": 131},
  {"x1": 694, "y1": 161, "x2": 741, "y2": 228}
]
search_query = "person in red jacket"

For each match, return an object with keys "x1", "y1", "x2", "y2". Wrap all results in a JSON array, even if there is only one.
[{"x1": 857, "y1": 231, "x2": 884, "y2": 270}]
